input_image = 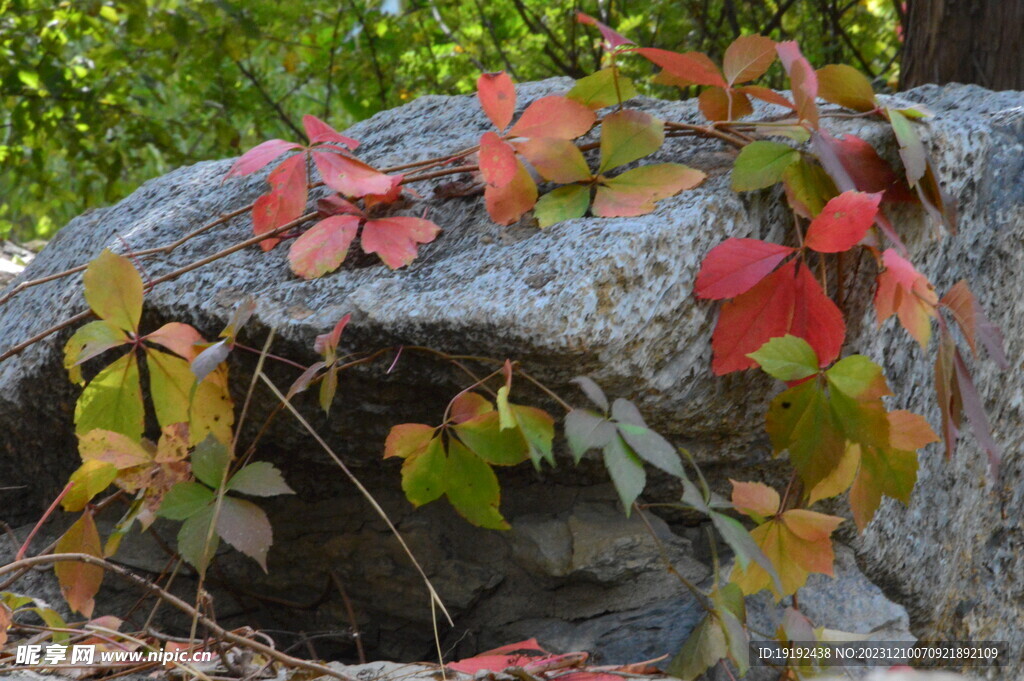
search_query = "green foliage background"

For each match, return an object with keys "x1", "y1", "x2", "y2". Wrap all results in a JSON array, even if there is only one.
[{"x1": 0, "y1": 0, "x2": 900, "y2": 241}]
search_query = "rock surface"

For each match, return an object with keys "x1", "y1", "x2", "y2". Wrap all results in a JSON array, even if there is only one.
[{"x1": 0, "y1": 79, "x2": 1020, "y2": 671}]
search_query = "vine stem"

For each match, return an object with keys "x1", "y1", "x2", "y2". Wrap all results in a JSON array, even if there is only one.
[{"x1": 0, "y1": 553, "x2": 356, "y2": 681}]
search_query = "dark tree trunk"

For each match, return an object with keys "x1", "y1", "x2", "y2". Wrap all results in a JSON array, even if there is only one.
[{"x1": 900, "y1": 0, "x2": 1024, "y2": 90}]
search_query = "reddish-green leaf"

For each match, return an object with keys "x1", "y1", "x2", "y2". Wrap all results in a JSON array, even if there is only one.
[
  {"x1": 698, "y1": 86, "x2": 753, "y2": 122},
  {"x1": 288, "y1": 215, "x2": 360, "y2": 279},
  {"x1": 485, "y1": 159, "x2": 538, "y2": 225},
  {"x1": 776, "y1": 41, "x2": 818, "y2": 128},
  {"x1": 302, "y1": 114, "x2": 358, "y2": 149},
  {"x1": 695, "y1": 238, "x2": 794, "y2": 300},
  {"x1": 849, "y1": 443, "x2": 917, "y2": 530},
  {"x1": 477, "y1": 72, "x2": 516, "y2": 131},
  {"x1": 874, "y1": 248, "x2": 937, "y2": 347},
  {"x1": 731, "y1": 141, "x2": 800, "y2": 191},
  {"x1": 144, "y1": 322, "x2": 203, "y2": 361},
  {"x1": 514, "y1": 138, "x2": 591, "y2": 183},
  {"x1": 83, "y1": 250, "x2": 143, "y2": 334},
  {"x1": 593, "y1": 163, "x2": 704, "y2": 217},
  {"x1": 64, "y1": 320, "x2": 130, "y2": 382},
  {"x1": 479, "y1": 132, "x2": 518, "y2": 188},
  {"x1": 384, "y1": 423, "x2": 435, "y2": 459},
  {"x1": 535, "y1": 185, "x2": 590, "y2": 228},
  {"x1": 54, "y1": 514, "x2": 104, "y2": 617},
  {"x1": 737, "y1": 86, "x2": 794, "y2": 111},
  {"x1": 361, "y1": 216, "x2": 441, "y2": 270},
  {"x1": 314, "y1": 150, "x2": 393, "y2": 198},
  {"x1": 782, "y1": 158, "x2": 837, "y2": 218},
  {"x1": 314, "y1": 314, "x2": 351, "y2": 356},
  {"x1": 823, "y1": 133, "x2": 913, "y2": 201},
  {"x1": 712, "y1": 260, "x2": 844, "y2": 374},
  {"x1": 575, "y1": 12, "x2": 633, "y2": 49},
  {"x1": 803, "y1": 190, "x2": 881, "y2": 253},
  {"x1": 730, "y1": 480, "x2": 779, "y2": 519},
  {"x1": 635, "y1": 48, "x2": 727, "y2": 88},
  {"x1": 567, "y1": 67, "x2": 637, "y2": 109},
  {"x1": 816, "y1": 64, "x2": 876, "y2": 112},
  {"x1": 509, "y1": 95, "x2": 595, "y2": 140},
  {"x1": 598, "y1": 109, "x2": 664, "y2": 172},
  {"x1": 940, "y1": 280, "x2": 1008, "y2": 369},
  {"x1": 225, "y1": 139, "x2": 302, "y2": 179},
  {"x1": 723, "y1": 35, "x2": 776, "y2": 85},
  {"x1": 454, "y1": 411, "x2": 531, "y2": 466}
]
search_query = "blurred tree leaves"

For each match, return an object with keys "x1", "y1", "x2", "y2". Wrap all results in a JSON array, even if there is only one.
[{"x1": 0, "y1": 0, "x2": 900, "y2": 241}]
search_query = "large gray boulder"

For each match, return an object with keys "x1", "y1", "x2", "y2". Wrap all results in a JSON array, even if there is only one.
[{"x1": 0, "y1": 79, "x2": 1019, "y2": 671}]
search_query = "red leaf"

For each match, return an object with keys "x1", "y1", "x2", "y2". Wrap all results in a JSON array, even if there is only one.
[
  {"x1": 828, "y1": 134, "x2": 915, "y2": 202},
  {"x1": 712, "y1": 261, "x2": 844, "y2": 374},
  {"x1": 361, "y1": 217, "x2": 441, "y2": 269},
  {"x1": 364, "y1": 175, "x2": 405, "y2": 209},
  {"x1": 479, "y1": 132, "x2": 519, "y2": 187},
  {"x1": 252, "y1": 154, "x2": 308, "y2": 251},
  {"x1": 695, "y1": 238, "x2": 795, "y2": 300},
  {"x1": 509, "y1": 96, "x2": 595, "y2": 140},
  {"x1": 302, "y1": 114, "x2": 359, "y2": 150},
  {"x1": 634, "y1": 48, "x2": 727, "y2": 88},
  {"x1": 313, "y1": 150, "x2": 394, "y2": 198},
  {"x1": 804, "y1": 191, "x2": 882, "y2": 253},
  {"x1": 225, "y1": 139, "x2": 302, "y2": 180},
  {"x1": 940, "y1": 280, "x2": 1009, "y2": 369},
  {"x1": 575, "y1": 12, "x2": 633, "y2": 49},
  {"x1": 318, "y1": 195, "x2": 364, "y2": 218},
  {"x1": 314, "y1": 313, "x2": 351, "y2": 355},
  {"x1": 448, "y1": 639, "x2": 551, "y2": 674},
  {"x1": 288, "y1": 216, "x2": 360, "y2": 279},
  {"x1": 477, "y1": 72, "x2": 516, "y2": 131},
  {"x1": 723, "y1": 35, "x2": 776, "y2": 85},
  {"x1": 484, "y1": 159, "x2": 538, "y2": 225},
  {"x1": 737, "y1": 86, "x2": 794, "y2": 110},
  {"x1": 776, "y1": 41, "x2": 818, "y2": 128}
]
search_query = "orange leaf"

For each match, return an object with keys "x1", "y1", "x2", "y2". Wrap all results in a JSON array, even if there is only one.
[
  {"x1": 477, "y1": 72, "x2": 516, "y2": 131},
  {"x1": 313, "y1": 150, "x2": 394, "y2": 198},
  {"x1": 730, "y1": 480, "x2": 779, "y2": 518},
  {"x1": 479, "y1": 132, "x2": 519, "y2": 188},
  {"x1": 635, "y1": 48, "x2": 727, "y2": 88},
  {"x1": 361, "y1": 216, "x2": 441, "y2": 269},
  {"x1": 484, "y1": 159, "x2": 538, "y2": 225},
  {"x1": 874, "y1": 248, "x2": 938, "y2": 347},
  {"x1": 55, "y1": 513, "x2": 104, "y2": 617},
  {"x1": 723, "y1": 35, "x2": 776, "y2": 85},
  {"x1": 698, "y1": 86, "x2": 753, "y2": 122},
  {"x1": 288, "y1": 215, "x2": 360, "y2": 279},
  {"x1": 509, "y1": 96, "x2": 595, "y2": 140}
]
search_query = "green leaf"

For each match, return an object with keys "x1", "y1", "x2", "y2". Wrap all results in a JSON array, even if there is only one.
[
  {"x1": 731, "y1": 141, "x2": 800, "y2": 191},
  {"x1": 593, "y1": 163, "x2": 705, "y2": 217},
  {"x1": 567, "y1": 67, "x2": 638, "y2": 109},
  {"x1": 176, "y1": 505, "x2": 218, "y2": 576},
  {"x1": 159, "y1": 481, "x2": 215, "y2": 520},
  {"x1": 825, "y1": 354, "x2": 890, "y2": 399},
  {"x1": 709, "y1": 511, "x2": 782, "y2": 593},
  {"x1": 191, "y1": 435, "x2": 232, "y2": 489},
  {"x1": 400, "y1": 435, "x2": 447, "y2": 506},
  {"x1": 82, "y1": 249, "x2": 144, "y2": 333},
  {"x1": 511, "y1": 404, "x2": 555, "y2": 466},
  {"x1": 228, "y1": 462, "x2": 295, "y2": 497},
  {"x1": 747, "y1": 335, "x2": 820, "y2": 381},
  {"x1": 602, "y1": 435, "x2": 646, "y2": 514},
  {"x1": 444, "y1": 439, "x2": 508, "y2": 529},
  {"x1": 571, "y1": 376, "x2": 609, "y2": 413},
  {"x1": 453, "y1": 411, "x2": 531, "y2": 466},
  {"x1": 667, "y1": 615, "x2": 728, "y2": 680},
  {"x1": 612, "y1": 400, "x2": 686, "y2": 479},
  {"x1": 766, "y1": 379, "x2": 846, "y2": 488},
  {"x1": 782, "y1": 157, "x2": 836, "y2": 218},
  {"x1": 598, "y1": 109, "x2": 664, "y2": 172},
  {"x1": 216, "y1": 496, "x2": 274, "y2": 571},
  {"x1": 74, "y1": 352, "x2": 144, "y2": 441},
  {"x1": 495, "y1": 385, "x2": 515, "y2": 430},
  {"x1": 816, "y1": 64, "x2": 876, "y2": 112},
  {"x1": 146, "y1": 349, "x2": 195, "y2": 428},
  {"x1": 535, "y1": 185, "x2": 590, "y2": 227},
  {"x1": 564, "y1": 409, "x2": 616, "y2": 462}
]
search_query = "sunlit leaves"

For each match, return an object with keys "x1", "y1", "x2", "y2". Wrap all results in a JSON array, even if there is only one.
[
  {"x1": 711, "y1": 260, "x2": 844, "y2": 375},
  {"x1": 509, "y1": 96, "x2": 595, "y2": 140},
  {"x1": 485, "y1": 159, "x2": 539, "y2": 226},
  {"x1": 694, "y1": 238, "x2": 795, "y2": 300},
  {"x1": 731, "y1": 141, "x2": 800, "y2": 191},
  {"x1": 729, "y1": 481, "x2": 843, "y2": 598},
  {"x1": 746, "y1": 335, "x2": 819, "y2": 382},
  {"x1": 64, "y1": 320, "x2": 130, "y2": 384},
  {"x1": 74, "y1": 353, "x2": 144, "y2": 440},
  {"x1": 874, "y1": 248, "x2": 938, "y2": 347},
  {"x1": 567, "y1": 68, "x2": 637, "y2": 109},
  {"x1": 723, "y1": 36, "x2": 776, "y2": 86},
  {"x1": 803, "y1": 191, "x2": 881, "y2": 253},
  {"x1": 816, "y1": 64, "x2": 876, "y2": 112},
  {"x1": 575, "y1": 12, "x2": 633, "y2": 50},
  {"x1": 83, "y1": 250, "x2": 143, "y2": 334},
  {"x1": 592, "y1": 164, "x2": 705, "y2": 218},
  {"x1": 598, "y1": 109, "x2": 664, "y2": 172},
  {"x1": 54, "y1": 513, "x2": 104, "y2": 617}
]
